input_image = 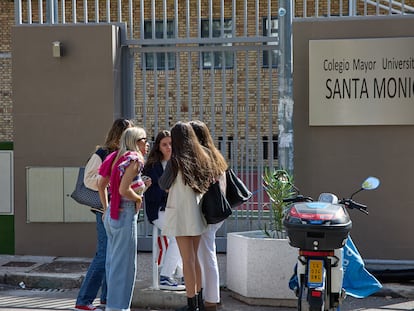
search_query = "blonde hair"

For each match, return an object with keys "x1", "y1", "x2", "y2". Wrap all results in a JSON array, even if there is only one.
[{"x1": 114, "y1": 126, "x2": 146, "y2": 163}]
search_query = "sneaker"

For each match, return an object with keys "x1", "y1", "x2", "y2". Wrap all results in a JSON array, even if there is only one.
[
  {"x1": 159, "y1": 275, "x2": 186, "y2": 291},
  {"x1": 74, "y1": 305, "x2": 102, "y2": 311}
]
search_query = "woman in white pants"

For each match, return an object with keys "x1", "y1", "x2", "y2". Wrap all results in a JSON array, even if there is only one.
[
  {"x1": 190, "y1": 120, "x2": 228, "y2": 311},
  {"x1": 143, "y1": 130, "x2": 184, "y2": 291}
]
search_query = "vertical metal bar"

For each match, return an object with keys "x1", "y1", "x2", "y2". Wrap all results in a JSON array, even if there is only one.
[
  {"x1": 151, "y1": 0, "x2": 155, "y2": 40},
  {"x1": 176, "y1": 49, "x2": 181, "y2": 124},
  {"x1": 232, "y1": 0, "x2": 236, "y2": 38},
  {"x1": 140, "y1": 0, "x2": 144, "y2": 40},
  {"x1": 39, "y1": 0, "x2": 43, "y2": 24},
  {"x1": 187, "y1": 51, "x2": 192, "y2": 121},
  {"x1": 244, "y1": 50, "x2": 249, "y2": 171},
  {"x1": 186, "y1": 0, "x2": 190, "y2": 38},
  {"x1": 278, "y1": 0, "x2": 294, "y2": 174},
  {"x1": 315, "y1": 0, "x2": 319, "y2": 17},
  {"x1": 303, "y1": 0, "x2": 307, "y2": 18},
  {"x1": 122, "y1": 46, "x2": 135, "y2": 120},
  {"x1": 209, "y1": 0, "x2": 213, "y2": 38},
  {"x1": 46, "y1": 0, "x2": 55, "y2": 24},
  {"x1": 163, "y1": 0, "x2": 169, "y2": 124},
  {"x1": 15, "y1": 0, "x2": 22, "y2": 24},
  {"x1": 197, "y1": 0, "x2": 201, "y2": 38},
  {"x1": 95, "y1": 0, "x2": 99, "y2": 23},
  {"x1": 83, "y1": 0, "x2": 88, "y2": 23},
  {"x1": 117, "y1": 0, "x2": 122, "y2": 22},
  {"x1": 267, "y1": 0, "x2": 274, "y2": 169},
  {"x1": 198, "y1": 0, "x2": 203, "y2": 118},
  {"x1": 175, "y1": 0, "x2": 181, "y2": 119},
  {"x1": 175, "y1": 0, "x2": 178, "y2": 38},
  {"x1": 243, "y1": 0, "x2": 247, "y2": 35},
  {"x1": 210, "y1": 53, "x2": 215, "y2": 131},
  {"x1": 255, "y1": 0, "x2": 259, "y2": 35},
  {"x1": 142, "y1": 53, "x2": 148, "y2": 131},
  {"x1": 232, "y1": 57, "x2": 238, "y2": 219},
  {"x1": 153, "y1": 53, "x2": 159, "y2": 129},
  {"x1": 129, "y1": 0, "x2": 133, "y2": 39},
  {"x1": 27, "y1": 0, "x2": 32, "y2": 24},
  {"x1": 327, "y1": 0, "x2": 331, "y2": 17},
  {"x1": 163, "y1": 0, "x2": 167, "y2": 41},
  {"x1": 221, "y1": 0, "x2": 225, "y2": 37},
  {"x1": 340, "y1": 0, "x2": 343, "y2": 16},
  {"x1": 151, "y1": 226, "x2": 159, "y2": 290},
  {"x1": 164, "y1": 52, "x2": 170, "y2": 126},
  {"x1": 62, "y1": 0, "x2": 66, "y2": 24},
  {"x1": 72, "y1": 0, "x2": 77, "y2": 23},
  {"x1": 106, "y1": 0, "x2": 110, "y2": 22}
]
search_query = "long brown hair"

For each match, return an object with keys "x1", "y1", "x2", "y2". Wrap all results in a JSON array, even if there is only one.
[
  {"x1": 101, "y1": 118, "x2": 134, "y2": 152},
  {"x1": 189, "y1": 120, "x2": 228, "y2": 177},
  {"x1": 170, "y1": 121, "x2": 213, "y2": 193}
]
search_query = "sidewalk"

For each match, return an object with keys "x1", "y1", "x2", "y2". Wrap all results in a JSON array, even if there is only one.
[{"x1": 0, "y1": 253, "x2": 413, "y2": 310}]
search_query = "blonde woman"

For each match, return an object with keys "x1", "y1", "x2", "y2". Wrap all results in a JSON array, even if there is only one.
[
  {"x1": 74, "y1": 118, "x2": 133, "y2": 311},
  {"x1": 98, "y1": 126, "x2": 150, "y2": 311}
]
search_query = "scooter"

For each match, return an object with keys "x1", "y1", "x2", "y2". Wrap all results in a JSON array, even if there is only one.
[{"x1": 283, "y1": 177, "x2": 380, "y2": 311}]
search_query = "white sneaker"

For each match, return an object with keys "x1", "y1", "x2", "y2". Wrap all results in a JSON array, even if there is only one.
[{"x1": 159, "y1": 275, "x2": 186, "y2": 291}]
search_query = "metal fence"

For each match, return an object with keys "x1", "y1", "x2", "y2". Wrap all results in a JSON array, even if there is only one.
[{"x1": 14, "y1": 0, "x2": 414, "y2": 250}]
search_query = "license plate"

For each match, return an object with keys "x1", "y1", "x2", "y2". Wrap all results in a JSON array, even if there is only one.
[{"x1": 308, "y1": 259, "x2": 323, "y2": 285}]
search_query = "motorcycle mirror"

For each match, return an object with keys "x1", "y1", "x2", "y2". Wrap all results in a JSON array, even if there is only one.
[{"x1": 362, "y1": 177, "x2": 380, "y2": 190}]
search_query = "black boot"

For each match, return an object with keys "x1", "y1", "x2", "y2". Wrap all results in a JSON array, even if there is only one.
[
  {"x1": 175, "y1": 296, "x2": 198, "y2": 311},
  {"x1": 196, "y1": 288, "x2": 205, "y2": 311}
]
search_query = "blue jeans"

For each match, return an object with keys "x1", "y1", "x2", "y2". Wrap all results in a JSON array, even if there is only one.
[
  {"x1": 104, "y1": 201, "x2": 138, "y2": 311},
  {"x1": 76, "y1": 212, "x2": 108, "y2": 306}
]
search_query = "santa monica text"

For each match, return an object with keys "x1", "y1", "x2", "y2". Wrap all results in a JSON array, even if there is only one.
[{"x1": 325, "y1": 76, "x2": 414, "y2": 99}]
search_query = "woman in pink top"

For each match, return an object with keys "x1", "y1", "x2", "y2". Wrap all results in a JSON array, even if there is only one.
[{"x1": 98, "y1": 126, "x2": 150, "y2": 311}]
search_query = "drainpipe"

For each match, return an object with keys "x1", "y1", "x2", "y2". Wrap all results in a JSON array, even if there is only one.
[{"x1": 277, "y1": 0, "x2": 294, "y2": 175}]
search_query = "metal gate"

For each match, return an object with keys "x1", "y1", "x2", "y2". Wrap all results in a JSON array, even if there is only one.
[{"x1": 14, "y1": 0, "x2": 414, "y2": 251}]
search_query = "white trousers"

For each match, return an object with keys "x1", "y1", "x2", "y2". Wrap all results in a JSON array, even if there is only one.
[
  {"x1": 153, "y1": 211, "x2": 183, "y2": 278},
  {"x1": 198, "y1": 221, "x2": 224, "y2": 303}
]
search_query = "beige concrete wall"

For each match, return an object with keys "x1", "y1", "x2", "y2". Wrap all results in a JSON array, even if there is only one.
[
  {"x1": 293, "y1": 16, "x2": 414, "y2": 260},
  {"x1": 12, "y1": 24, "x2": 121, "y2": 256}
]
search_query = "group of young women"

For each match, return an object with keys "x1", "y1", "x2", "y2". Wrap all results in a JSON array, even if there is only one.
[{"x1": 75, "y1": 118, "x2": 226, "y2": 311}]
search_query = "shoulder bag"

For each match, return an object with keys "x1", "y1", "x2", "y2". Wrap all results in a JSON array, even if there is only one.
[
  {"x1": 225, "y1": 168, "x2": 252, "y2": 208},
  {"x1": 201, "y1": 181, "x2": 232, "y2": 224},
  {"x1": 70, "y1": 167, "x2": 103, "y2": 209}
]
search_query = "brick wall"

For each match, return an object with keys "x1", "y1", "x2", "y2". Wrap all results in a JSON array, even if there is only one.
[
  {"x1": 2, "y1": 0, "x2": 414, "y2": 142},
  {"x1": 0, "y1": 1, "x2": 13, "y2": 141}
]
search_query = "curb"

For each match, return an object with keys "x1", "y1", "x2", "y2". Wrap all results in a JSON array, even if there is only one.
[{"x1": 0, "y1": 272, "x2": 84, "y2": 290}]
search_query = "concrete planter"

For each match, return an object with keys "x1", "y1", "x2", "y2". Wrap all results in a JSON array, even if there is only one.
[{"x1": 226, "y1": 230, "x2": 298, "y2": 307}]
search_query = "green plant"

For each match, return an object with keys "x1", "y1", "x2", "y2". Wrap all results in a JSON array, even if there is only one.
[{"x1": 262, "y1": 169, "x2": 296, "y2": 239}]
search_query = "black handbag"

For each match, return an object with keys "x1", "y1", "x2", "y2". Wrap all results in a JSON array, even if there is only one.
[
  {"x1": 201, "y1": 181, "x2": 232, "y2": 224},
  {"x1": 70, "y1": 167, "x2": 103, "y2": 209},
  {"x1": 225, "y1": 168, "x2": 252, "y2": 208}
]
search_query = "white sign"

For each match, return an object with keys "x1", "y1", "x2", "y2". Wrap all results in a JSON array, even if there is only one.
[{"x1": 309, "y1": 37, "x2": 414, "y2": 126}]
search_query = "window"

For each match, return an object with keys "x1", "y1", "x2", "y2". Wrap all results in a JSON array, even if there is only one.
[
  {"x1": 201, "y1": 19, "x2": 234, "y2": 69},
  {"x1": 263, "y1": 17, "x2": 279, "y2": 68},
  {"x1": 263, "y1": 135, "x2": 278, "y2": 160},
  {"x1": 143, "y1": 20, "x2": 175, "y2": 70}
]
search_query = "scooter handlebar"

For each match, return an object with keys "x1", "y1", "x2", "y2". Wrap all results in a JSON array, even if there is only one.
[
  {"x1": 341, "y1": 199, "x2": 369, "y2": 214},
  {"x1": 283, "y1": 195, "x2": 313, "y2": 203}
]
